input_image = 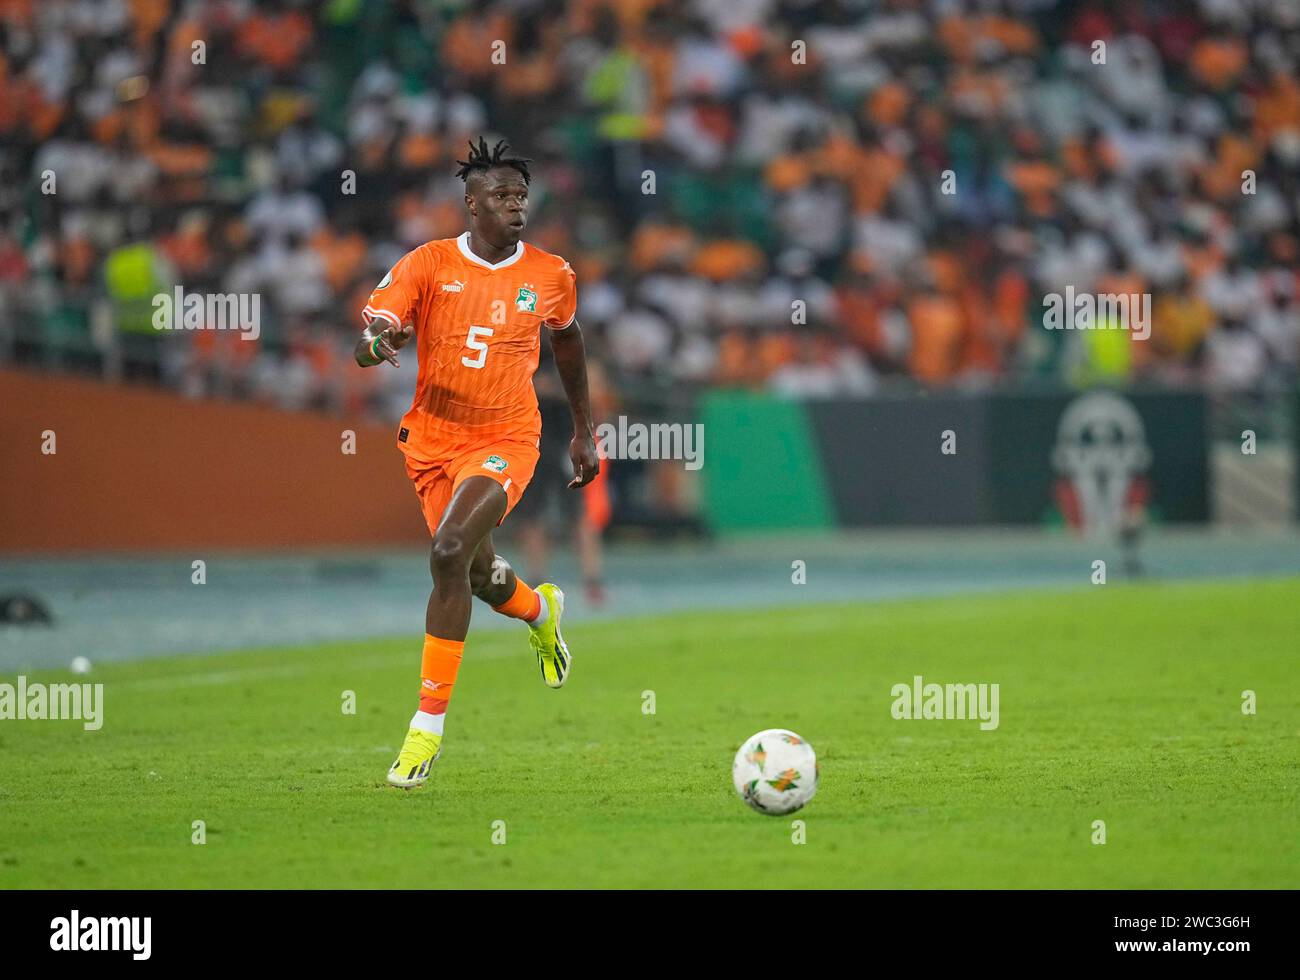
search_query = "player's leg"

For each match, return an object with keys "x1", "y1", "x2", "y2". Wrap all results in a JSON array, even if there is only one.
[
  {"x1": 469, "y1": 533, "x2": 535, "y2": 616},
  {"x1": 462, "y1": 439, "x2": 573, "y2": 688},
  {"x1": 425, "y1": 475, "x2": 507, "y2": 639},
  {"x1": 467, "y1": 533, "x2": 572, "y2": 689},
  {"x1": 388, "y1": 475, "x2": 505, "y2": 788},
  {"x1": 466, "y1": 531, "x2": 516, "y2": 606}
]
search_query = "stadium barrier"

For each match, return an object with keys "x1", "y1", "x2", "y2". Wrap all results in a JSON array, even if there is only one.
[
  {"x1": 1, "y1": 370, "x2": 1221, "y2": 550},
  {"x1": 1, "y1": 369, "x2": 424, "y2": 551},
  {"x1": 701, "y1": 388, "x2": 1210, "y2": 532}
]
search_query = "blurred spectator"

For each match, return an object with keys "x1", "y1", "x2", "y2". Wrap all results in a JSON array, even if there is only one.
[{"x1": 2, "y1": 0, "x2": 1298, "y2": 418}]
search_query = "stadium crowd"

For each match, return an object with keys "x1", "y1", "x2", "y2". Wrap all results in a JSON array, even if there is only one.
[{"x1": 1, "y1": 0, "x2": 1298, "y2": 420}]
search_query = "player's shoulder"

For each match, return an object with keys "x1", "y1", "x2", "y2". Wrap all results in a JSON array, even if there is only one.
[
  {"x1": 424, "y1": 236, "x2": 465, "y2": 253},
  {"x1": 382, "y1": 239, "x2": 449, "y2": 279},
  {"x1": 415, "y1": 238, "x2": 463, "y2": 264},
  {"x1": 521, "y1": 242, "x2": 575, "y2": 279}
]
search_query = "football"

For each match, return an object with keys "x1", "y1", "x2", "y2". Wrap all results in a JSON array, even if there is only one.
[{"x1": 732, "y1": 729, "x2": 818, "y2": 815}]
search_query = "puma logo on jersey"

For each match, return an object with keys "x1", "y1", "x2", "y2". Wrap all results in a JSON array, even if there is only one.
[{"x1": 441, "y1": 280, "x2": 466, "y2": 293}]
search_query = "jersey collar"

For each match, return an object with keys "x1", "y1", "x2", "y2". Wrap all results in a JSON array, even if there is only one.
[{"x1": 457, "y1": 231, "x2": 525, "y2": 271}]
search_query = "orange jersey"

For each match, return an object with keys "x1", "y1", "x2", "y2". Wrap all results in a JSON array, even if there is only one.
[{"x1": 362, "y1": 232, "x2": 577, "y2": 459}]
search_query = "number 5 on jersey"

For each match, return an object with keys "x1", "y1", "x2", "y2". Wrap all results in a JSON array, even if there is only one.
[{"x1": 462, "y1": 324, "x2": 493, "y2": 369}]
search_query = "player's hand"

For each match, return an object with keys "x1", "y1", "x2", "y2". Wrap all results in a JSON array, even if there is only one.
[
  {"x1": 567, "y1": 432, "x2": 599, "y2": 489},
  {"x1": 372, "y1": 323, "x2": 414, "y2": 367}
]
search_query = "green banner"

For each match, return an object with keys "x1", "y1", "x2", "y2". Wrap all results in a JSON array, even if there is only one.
[{"x1": 700, "y1": 392, "x2": 833, "y2": 531}]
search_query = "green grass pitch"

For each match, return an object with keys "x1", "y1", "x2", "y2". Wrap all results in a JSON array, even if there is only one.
[{"x1": 1, "y1": 578, "x2": 1296, "y2": 888}]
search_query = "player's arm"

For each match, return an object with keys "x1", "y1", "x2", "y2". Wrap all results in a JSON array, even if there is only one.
[
  {"x1": 549, "y1": 318, "x2": 599, "y2": 489},
  {"x1": 354, "y1": 318, "x2": 414, "y2": 368},
  {"x1": 356, "y1": 248, "x2": 428, "y2": 367}
]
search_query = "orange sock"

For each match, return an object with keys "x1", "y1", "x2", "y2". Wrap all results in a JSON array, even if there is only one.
[
  {"x1": 492, "y1": 577, "x2": 541, "y2": 622},
  {"x1": 418, "y1": 634, "x2": 464, "y2": 716}
]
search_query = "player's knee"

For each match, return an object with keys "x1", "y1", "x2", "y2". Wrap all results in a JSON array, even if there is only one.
[{"x1": 430, "y1": 528, "x2": 474, "y2": 579}]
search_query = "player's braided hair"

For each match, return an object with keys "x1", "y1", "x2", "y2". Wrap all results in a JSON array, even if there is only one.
[{"x1": 454, "y1": 137, "x2": 532, "y2": 185}]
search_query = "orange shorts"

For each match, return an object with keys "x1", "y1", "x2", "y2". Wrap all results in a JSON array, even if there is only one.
[{"x1": 403, "y1": 437, "x2": 540, "y2": 535}]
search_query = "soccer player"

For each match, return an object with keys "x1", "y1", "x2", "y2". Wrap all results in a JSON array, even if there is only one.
[{"x1": 355, "y1": 138, "x2": 599, "y2": 789}]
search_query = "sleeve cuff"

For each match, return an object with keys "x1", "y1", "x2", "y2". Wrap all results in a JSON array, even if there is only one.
[{"x1": 363, "y1": 306, "x2": 403, "y2": 328}]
